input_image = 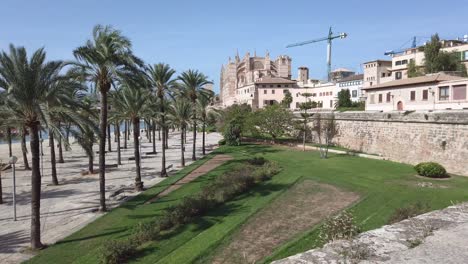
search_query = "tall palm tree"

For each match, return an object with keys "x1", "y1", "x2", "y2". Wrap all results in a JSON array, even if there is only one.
[
  {"x1": 146, "y1": 63, "x2": 176, "y2": 177},
  {"x1": 169, "y1": 98, "x2": 192, "y2": 167},
  {"x1": 196, "y1": 90, "x2": 215, "y2": 155},
  {"x1": 0, "y1": 44, "x2": 64, "y2": 249},
  {"x1": 71, "y1": 96, "x2": 99, "y2": 174},
  {"x1": 73, "y1": 25, "x2": 142, "y2": 211},
  {"x1": 178, "y1": 70, "x2": 212, "y2": 161},
  {"x1": 112, "y1": 82, "x2": 149, "y2": 190}
]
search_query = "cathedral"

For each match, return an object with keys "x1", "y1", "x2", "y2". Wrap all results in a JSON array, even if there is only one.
[{"x1": 220, "y1": 51, "x2": 292, "y2": 107}]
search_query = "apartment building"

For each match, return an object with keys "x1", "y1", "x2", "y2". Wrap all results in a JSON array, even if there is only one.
[{"x1": 363, "y1": 73, "x2": 468, "y2": 111}]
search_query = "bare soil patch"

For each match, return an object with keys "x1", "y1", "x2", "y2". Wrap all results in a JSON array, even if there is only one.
[
  {"x1": 145, "y1": 154, "x2": 232, "y2": 204},
  {"x1": 211, "y1": 180, "x2": 360, "y2": 264}
]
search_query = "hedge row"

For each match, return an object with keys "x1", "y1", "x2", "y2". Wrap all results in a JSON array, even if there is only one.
[{"x1": 100, "y1": 158, "x2": 281, "y2": 264}]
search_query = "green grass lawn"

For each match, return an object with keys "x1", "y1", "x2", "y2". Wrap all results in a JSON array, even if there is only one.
[{"x1": 28, "y1": 144, "x2": 468, "y2": 264}]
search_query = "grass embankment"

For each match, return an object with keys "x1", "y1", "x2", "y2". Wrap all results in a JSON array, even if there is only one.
[{"x1": 29, "y1": 144, "x2": 468, "y2": 264}]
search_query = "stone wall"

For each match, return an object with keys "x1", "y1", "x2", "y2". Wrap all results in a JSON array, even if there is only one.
[{"x1": 306, "y1": 110, "x2": 468, "y2": 176}]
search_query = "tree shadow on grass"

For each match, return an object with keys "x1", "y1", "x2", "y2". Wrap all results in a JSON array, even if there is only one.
[{"x1": 55, "y1": 227, "x2": 127, "y2": 245}]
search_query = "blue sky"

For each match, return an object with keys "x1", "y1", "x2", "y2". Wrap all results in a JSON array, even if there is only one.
[{"x1": 1, "y1": 0, "x2": 468, "y2": 93}]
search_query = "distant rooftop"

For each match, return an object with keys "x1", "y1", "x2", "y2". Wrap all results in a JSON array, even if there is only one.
[
  {"x1": 255, "y1": 77, "x2": 296, "y2": 84},
  {"x1": 363, "y1": 73, "x2": 464, "y2": 90},
  {"x1": 338, "y1": 74, "x2": 364, "y2": 83}
]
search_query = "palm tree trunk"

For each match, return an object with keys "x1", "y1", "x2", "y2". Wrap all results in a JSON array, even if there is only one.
[
  {"x1": 21, "y1": 127, "x2": 31, "y2": 170},
  {"x1": 146, "y1": 120, "x2": 151, "y2": 142},
  {"x1": 124, "y1": 120, "x2": 128, "y2": 149},
  {"x1": 166, "y1": 127, "x2": 170, "y2": 149},
  {"x1": 303, "y1": 119, "x2": 307, "y2": 152},
  {"x1": 133, "y1": 117, "x2": 143, "y2": 191},
  {"x1": 181, "y1": 126, "x2": 185, "y2": 167},
  {"x1": 29, "y1": 122, "x2": 43, "y2": 249},
  {"x1": 0, "y1": 170, "x2": 3, "y2": 204},
  {"x1": 202, "y1": 120, "x2": 206, "y2": 155},
  {"x1": 98, "y1": 91, "x2": 107, "y2": 212},
  {"x1": 48, "y1": 130, "x2": 59, "y2": 185},
  {"x1": 7, "y1": 127, "x2": 12, "y2": 157},
  {"x1": 107, "y1": 124, "x2": 112, "y2": 152},
  {"x1": 65, "y1": 123, "x2": 71, "y2": 150},
  {"x1": 88, "y1": 145, "x2": 94, "y2": 174},
  {"x1": 192, "y1": 120, "x2": 197, "y2": 161},
  {"x1": 152, "y1": 120, "x2": 156, "y2": 153},
  {"x1": 160, "y1": 112, "x2": 167, "y2": 177},
  {"x1": 158, "y1": 126, "x2": 161, "y2": 141},
  {"x1": 58, "y1": 136, "x2": 64, "y2": 163},
  {"x1": 116, "y1": 121, "x2": 122, "y2": 165}
]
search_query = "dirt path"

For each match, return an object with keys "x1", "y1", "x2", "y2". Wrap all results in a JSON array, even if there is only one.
[
  {"x1": 145, "y1": 154, "x2": 232, "y2": 204},
  {"x1": 211, "y1": 180, "x2": 360, "y2": 264}
]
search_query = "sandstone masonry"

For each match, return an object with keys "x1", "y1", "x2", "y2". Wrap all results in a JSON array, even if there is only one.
[{"x1": 308, "y1": 110, "x2": 468, "y2": 176}]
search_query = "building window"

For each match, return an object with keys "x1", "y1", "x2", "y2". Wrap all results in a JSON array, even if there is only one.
[
  {"x1": 410, "y1": 91, "x2": 416, "y2": 101},
  {"x1": 330, "y1": 100, "x2": 333, "y2": 108},
  {"x1": 296, "y1": 102, "x2": 300, "y2": 108},
  {"x1": 285, "y1": 85, "x2": 289, "y2": 88},
  {"x1": 453, "y1": 84, "x2": 467, "y2": 100},
  {"x1": 381, "y1": 73, "x2": 386, "y2": 77},
  {"x1": 378, "y1": 94, "x2": 383, "y2": 103},
  {"x1": 264, "y1": 90, "x2": 267, "y2": 94},
  {"x1": 296, "y1": 93, "x2": 300, "y2": 97},
  {"x1": 272, "y1": 90, "x2": 275, "y2": 94},
  {"x1": 422, "y1": 89, "x2": 428, "y2": 100},
  {"x1": 370, "y1": 94, "x2": 375, "y2": 104},
  {"x1": 402, "y1": 59, "x2": 408, "y2": 65},
  {"x1": 352, "y1": 90, "x2": 357, "y2": 98},
  {"x1": 283, "y1": 89, "x2": 289, "y2": 94},
  {"x1": 395, "y1": 72, "x2": 402, "y2": 80},
  {"x1": 277, "y1": 85, "x2": 281, "y2": 88},
  {"x1": 396, "y1": 61, "x2": 402, "y2": 66},
  {"x1": 262, "y1": 85, "x2": 266, "y2": 88},
  {"x1": 386, "y1": 92, "x2": 391, "y2": 102},
  {"x1": 439, "y1": 86, "x2": 449, "y2": 100}
]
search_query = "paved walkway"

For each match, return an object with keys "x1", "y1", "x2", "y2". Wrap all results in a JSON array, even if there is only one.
[{"x1": 145, "y1": 154, "x2": 232, "y2": 204}]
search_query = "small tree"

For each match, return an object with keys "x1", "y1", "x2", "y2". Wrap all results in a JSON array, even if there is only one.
[
  {"x1": 254, "y1": 104, "x2": 293, "y2": 143},
  {"x1": 299, "y1": 93, "x2": 314, "y2": 151},
  {"x1": 407, "y1": 59, "x2": 423, "y2": 78},
  {"x1": 281, "y1": 90, "x2": 293, "y2": 108},
  {"x1": 336, "y1": 89, "x2": 352, "y2": 108},
  {"x1": 313, "y1": 114, "x2": 338, "y2": 158},
  {"x1": 424, "y1": 33, "x2": 467, "y2": 75}
]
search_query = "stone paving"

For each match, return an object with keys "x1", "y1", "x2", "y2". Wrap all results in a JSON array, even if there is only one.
[{"x1": 0, "y1": 131, "x2": 222, "y2": 264}]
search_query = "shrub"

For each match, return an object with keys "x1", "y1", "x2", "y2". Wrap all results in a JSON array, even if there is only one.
[
  {"x1": 100, "y1": 239, "x2": 137, "y2": 264},
  {"x1": 252, "y1": 161, "x2": 281, "y2": 182},
  {"x1": 130, "y1": 222, "x2": 159, "y2": 244},
  {"x1": 319, "y1": 211, "x2": 360, "y2": 243},
  {"x1": 218, "y1": 139, "x2": 226, "y2": 145},
  {"x1": 166, "y1": 196, "x2": 217, "y2": 227},
  {"x1": 388, "y1": 202, "x2": 430, "y2": 224},
  {"x1": 247, "y1": 156, "x2": 267, "y2": 166},
  {"x1": 223, "y1": 121, "x2": 242, "y2": 146},
  {"x1": 414, "y1": 162, "x2": 447, "y2": 178}
]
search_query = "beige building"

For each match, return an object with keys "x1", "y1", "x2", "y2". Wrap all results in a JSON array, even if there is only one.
[
  {"x1": 220, "y1": 51, "x2": 291, "y2": 107},
  {"x1": 363, "y1": 73, "x2": 468, "y2": 111}
]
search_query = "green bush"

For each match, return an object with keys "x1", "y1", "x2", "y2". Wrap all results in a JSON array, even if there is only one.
[
  {"x1": 130, "y1": 222, "x2": 159, "y2": 244},
  {"x1": 247, "y1": 156, "x2": 267, "y2": 166},
  {"x1": 414, "y1": 162, "x2": 448, "y2": 178},
  {"x1": 252, "y1": 161, "x2": 281, "y2": 182},
  {"x1": 388, "y1": 202, "x2": 430, "y2": 224},
  {"x1": 223, "y1": 121, "x2": 242, "y2": 146},
  {"x1": 218, "y1": 139, "x2": 226, "y2": 145},
  {"x1": 319, "y1": 211, "x2": 360, "y2": 243},
  {"x1": 99, "y1": 240, "x2": 137, "y2": 264}
]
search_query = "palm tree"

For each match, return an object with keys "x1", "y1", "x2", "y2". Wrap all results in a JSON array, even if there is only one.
[
  {"x1": 112, "y1": 83, "x2": 149, "y2": 190},
  {"x1": 196, "y1": 90, "x2": 215, "y2": 155},
  {"x1": 169, "y1": 98, "x2": 192, "y2": 167},
  {"x1": 178, "y1": 70, "x2": 212, "y2": 161},
  {"x1": 146, "y1": 63, "x2": 176, "y2": 177},
  {"x1": 20, "y1": 126, "x2": 31, "y2": 170},
  {"x1": 71, "y1": 96, "x2": 98, "y2": 174},
  {"x1": 0, "y1": 44, "x2": 64, "y2": 249},
  {"x1": 73, "y1": 25, "x2": 142, "y2": 211}
]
